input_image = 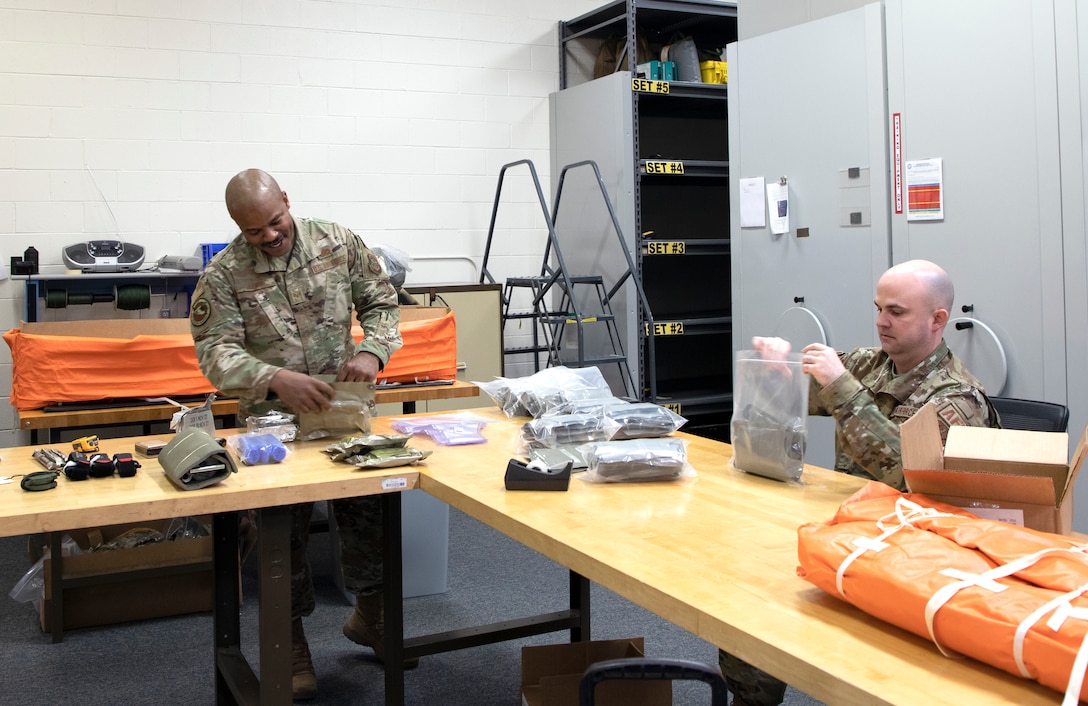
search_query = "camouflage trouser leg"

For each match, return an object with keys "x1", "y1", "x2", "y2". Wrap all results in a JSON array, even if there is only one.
[
  {"x1": 719, "y1": 649, "x2": 787, "y2": 706},
  {"x1": 330, "y1": 494, "x2": 383, "y2": 598},
  {"x1": 290, "y1": 502, "x2": 317, "y2": 619}
]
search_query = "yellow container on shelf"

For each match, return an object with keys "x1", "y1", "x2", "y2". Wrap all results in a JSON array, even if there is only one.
[{"x1": 699, "y1": 60, "x2": 728, "y2": 84}]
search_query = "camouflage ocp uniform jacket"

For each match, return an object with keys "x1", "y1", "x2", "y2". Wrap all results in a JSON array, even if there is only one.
[
  {"x1": 190, "y1": 216, "x2": 402, "y2": 418},
  {"x1": 810, "y1": 340, "x2": 998, "y2": 491}
]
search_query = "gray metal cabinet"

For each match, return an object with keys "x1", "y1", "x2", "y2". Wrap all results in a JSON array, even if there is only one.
[
  {"x1": 729, "y1": 1, "x2": 1088, "y2": 489},
  {"x1": 553, "y1": 0, "x2": 738, "y2": 439}
]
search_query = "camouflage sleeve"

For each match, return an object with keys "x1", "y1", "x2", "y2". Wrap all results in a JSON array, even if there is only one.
[
  {"x1": 815, "y1": 369, "x2": 906, "y2": 489},
  {"x1": 190, "y1": 264, "x2": 281, "y2": 402},
  {"x1": 349, "y1": 234, "x2": 402, "y2": 366}
]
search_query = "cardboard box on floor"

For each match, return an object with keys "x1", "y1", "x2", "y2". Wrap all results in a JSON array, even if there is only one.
[
  {"x1": 521, "y1": 637, "x2": 672, "y2": 706},
  {"x1": 29, "y1": 518, "x2": 214, "y2": 632},
  {"x1": 902, "y1": 403, "x2": 1088, "y2": 535}
]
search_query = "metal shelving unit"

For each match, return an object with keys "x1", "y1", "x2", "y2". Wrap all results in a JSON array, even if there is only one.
[{"x1": 552, "y1": 0, "x2": 737, "y2": 439}]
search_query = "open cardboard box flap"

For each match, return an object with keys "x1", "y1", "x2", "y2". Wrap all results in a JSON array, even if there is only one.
[{"x1": 902, "y1": 402, "x2": 1088, "y2": 534}]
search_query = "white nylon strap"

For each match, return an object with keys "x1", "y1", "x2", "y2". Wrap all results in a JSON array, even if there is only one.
[
  {"x1": 1046, "y1": 605, "x2": 1088, "y2": 706},
  {"x1": 836, "y1": 533, "x2": 896, "y2": 597},
  {"x1": 838, "y1": 498, "x2": 955, "y2": 598},
  {"x1": 923, "y1": 569, "x2": 1009, "y2": 658},
  {"x1": 1013, "y1": 584, "x2": 1088, "y2": 678}
]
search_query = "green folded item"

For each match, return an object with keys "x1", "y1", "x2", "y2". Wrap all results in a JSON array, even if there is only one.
[{"x1": 159, "y1": 428, "x2": 238, "y2": 490}]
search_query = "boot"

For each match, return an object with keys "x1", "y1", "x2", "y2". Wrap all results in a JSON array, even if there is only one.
[
  {"x1": 343, "y1": 592, "x2": 420, "y2": 669},
  {"x1": 291, "y1": 618, "x2": 317, "y2": 700}
]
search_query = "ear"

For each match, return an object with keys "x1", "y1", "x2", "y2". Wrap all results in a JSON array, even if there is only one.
[
  {"x1": 933, "y1": 307, "x2": 949, "y2": 329},
  {"x1": 282, "y1": 191, "x2": 291, "y2": 210}
]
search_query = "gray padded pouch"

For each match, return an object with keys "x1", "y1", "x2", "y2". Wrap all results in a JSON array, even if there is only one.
[{"x1": 159, "y1": 428, "x2": 237, "y2": 490}]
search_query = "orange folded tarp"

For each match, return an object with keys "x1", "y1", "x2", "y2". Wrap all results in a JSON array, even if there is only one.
[
  {"x1": 4, "y1": 329, "x2": 216, "y2": 410},
  {"x1": 5, "y1": 307, "x2": 458, "y2": 411},
  {"x1": 797, "y1": 481, "x2": 1088, "y2": 703},
  {"x1": 355, "y1": 306, "x2": 457, "y2": 385}
]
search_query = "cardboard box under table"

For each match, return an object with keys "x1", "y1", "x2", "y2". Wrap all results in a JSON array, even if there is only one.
[
  {"x1": 520, "y1": 637, "x2": 671, "y2": 706},
  {"x1": 902, "y1": 403, "x2": 1088, "y2": 534},
  {"x1": 29, "y1": 518, "x2": 214, "y2": 633}
]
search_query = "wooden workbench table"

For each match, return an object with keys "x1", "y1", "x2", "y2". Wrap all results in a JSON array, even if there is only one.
[
  {"x1": 411, "y1": 410, "x2": 1065, "y2": 706},
  {"x1": 17, "y1": 380, "x2": 480, "y2": 443}
]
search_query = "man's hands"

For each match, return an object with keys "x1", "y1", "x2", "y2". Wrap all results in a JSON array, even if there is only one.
[
  {"x1": 336, "y1": 351, "x2": 380, "y2": 383},
  {"x1": 751, "y1": 336, "x2": 844, "y2": 386},
  {"x1": 269, "y1": 369, "x2": 335, "y2": 414},
  {"x1": 799, "y1": 342, "x2": 845, "y2": 386},
  {"x1": 269, "y1": 352, "x2": 380, "y2": 414}
]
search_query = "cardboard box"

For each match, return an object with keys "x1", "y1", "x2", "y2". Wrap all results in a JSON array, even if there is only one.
[
  {"x1": 21, "y1": 318, "x2": 193, "y2": 337},
  {"x1": 521, "y1": 638, "x2": 672, "y2": 706},
  {"x1": 902, "y1": 403, "x2": 1088, "y2": 534},
  {"x1": 29, "y1": 518, "x2": 214, "y2": 632}
]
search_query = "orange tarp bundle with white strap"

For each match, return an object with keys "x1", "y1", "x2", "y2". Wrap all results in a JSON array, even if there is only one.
[
  {"x1": 797, "y1": 481, "x2": 1088, "y2": 704},
  {"x1": 4, "y1": 327, "x2": 216, "y2": 410},
  {"x1": 5, "y1": 307, "x2": 457, "y2": 411}
]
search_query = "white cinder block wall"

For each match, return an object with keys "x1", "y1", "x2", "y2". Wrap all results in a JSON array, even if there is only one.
[{"x1": 0, "y1": 0, "x2": 605, "y2": 445}]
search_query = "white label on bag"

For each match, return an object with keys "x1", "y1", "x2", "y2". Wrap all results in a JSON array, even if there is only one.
[
  {"x1": 382, "y1": 477, "x2": 409, "y2": 490},
  {"x1": 967, "y1": 506, "x2": 1024, "y2": 526}
]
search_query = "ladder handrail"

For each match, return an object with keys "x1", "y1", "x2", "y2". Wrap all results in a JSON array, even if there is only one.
[
  {"x1": 479, "y1": 159, "x2": 558, "y2": 289},
  {"x1": 552, "y1": 159, "x2": 658, "y2": 403}
]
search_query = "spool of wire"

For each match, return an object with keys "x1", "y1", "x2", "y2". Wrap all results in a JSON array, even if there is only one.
[
  {"x1": 115, "y1": 284, "x2": 151, "y2": 311},
  {"x1": 45, "y1": 289, "x2": 68, "y2": 309}
]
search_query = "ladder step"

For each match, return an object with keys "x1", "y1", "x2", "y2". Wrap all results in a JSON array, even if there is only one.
[
  {"x1": 503, "y1": 311, "x2": 562, "y2": 320},
  {"x1": 543, "y1": 315, "x2": 616, "y2": 325},
  {"x1": 505, "y1": 276, "x2": 553, "y2": 287},
  {"x1": 505, "y1": 344, "x2": 553, "y2": 354},
  {"x1": 555, "y1": 355, "x2": 627, "y2": 366}
]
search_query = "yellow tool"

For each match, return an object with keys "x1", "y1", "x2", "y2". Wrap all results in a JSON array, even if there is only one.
[{"x1": 72, "y1": 435, "x2": 100, "y2": 453}]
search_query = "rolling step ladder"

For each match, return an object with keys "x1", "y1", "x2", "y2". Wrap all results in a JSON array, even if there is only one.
[{"x1": 480, "y1": 159, "x2": 657, "y2": 402}]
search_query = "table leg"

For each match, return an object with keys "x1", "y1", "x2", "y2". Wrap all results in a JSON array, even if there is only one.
[
  {"x1": 214, "y1": 508, "x2": 292, "y2": 706},
  {"x1": 49, "y1": 532, "x2": 64, "y2": 643},
  {"x1": 382, "y1": 492, "x2": 406, "y2": 706}
]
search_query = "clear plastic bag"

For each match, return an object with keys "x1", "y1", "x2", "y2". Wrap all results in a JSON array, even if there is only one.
[
  {"x1": 520, "y1": 414, "x2": 621, "y2": 449},
  {"x1": 603, "y1": 402, "x2": 687, "y2": 439},
  {"x1": 578, "y1": 438, "x2": 692, "y2": 483},
  {"x1": 389, "y1": 412, "x2": 492, "y2": 446},
  {"x1": 729, "y1": 349, "x2": 808, "y2": 482},
  {"x1": 9, "y1": 534, "x2": 81, "y2": 603},
  {"x1": 475, "y1": 366, "x2": 614, "y2": 419},
  {"x1": 228, "y1": 432, "x2": 291, "y2": 465}
]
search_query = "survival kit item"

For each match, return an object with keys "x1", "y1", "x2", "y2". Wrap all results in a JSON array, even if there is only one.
[
  {"x1": 20, "y1": 471, "x2": 59, "y2": 492},
  {"x1": 32, "y1": 448, "x2": 67, "y2": 471},
  {"x1": 72, "y1": 435, "x2": 100, "y2": 453},
  {"x1": 159, "y1": 428, "x2": 237, "y2": 490},
  {"x1": 228, "y1": 433, "x2": 288, "y2": 465},
  {"x1": 135, "y1": 439, "x2": 168, "y2": 457},
  {"x1": 504, "y1": 458, "x2": 572, "y2": 491},
  {"x1": 324, "y1": 434, "x2": 431, "y2": 469}
]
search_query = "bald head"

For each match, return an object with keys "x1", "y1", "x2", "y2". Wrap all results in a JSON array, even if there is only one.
[
  {"x1": 225, "y1": 169, "x2": 296, "y2": 259},
  {"x1": 882, "y1": 259, "x2": 954, "y2": 312},
  {"x1": 874, "y1": 260, "x2": 955, "y2": 373},
  {"x1": 225, "y1": 169, "x2": 283, "y2": 221}
]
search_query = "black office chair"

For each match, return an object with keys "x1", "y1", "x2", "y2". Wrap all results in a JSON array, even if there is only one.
[
  {"x1": 990, "y1": 396, "x2": 1069, "y2": 433},
  {"x1": 580, "y1": 658, "x2": 728, "y2": 705}
]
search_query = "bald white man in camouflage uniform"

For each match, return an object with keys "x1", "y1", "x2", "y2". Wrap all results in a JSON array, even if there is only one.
[
  {"x1": 721, "y1": 259, "x2": 998, "y2": 706},
  {"x1": 190, "y1": 169, "x2": 405, "y2": 700}
]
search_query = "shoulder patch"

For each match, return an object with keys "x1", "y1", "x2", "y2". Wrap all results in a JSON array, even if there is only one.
[
  {"x1": 367, "y1": 253, "x2": 382, "y2": 275},
  {"x1": 191, "y1": 298, "x2": 211, "y2": 327},
  {"x1": 935, "y1": 399, "x2": 968, "y2": 427}
]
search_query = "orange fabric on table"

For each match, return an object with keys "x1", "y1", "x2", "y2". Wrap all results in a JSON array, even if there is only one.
[
  {"x1": 4, "y1": 329, "x2": 215, "y2": 411},
  {"x1": 354, "y1": 307, "x2": 457, "y2": 385},
  {"x1": 798, "y1": 480, "x2": 1088, "y2": 702}
]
